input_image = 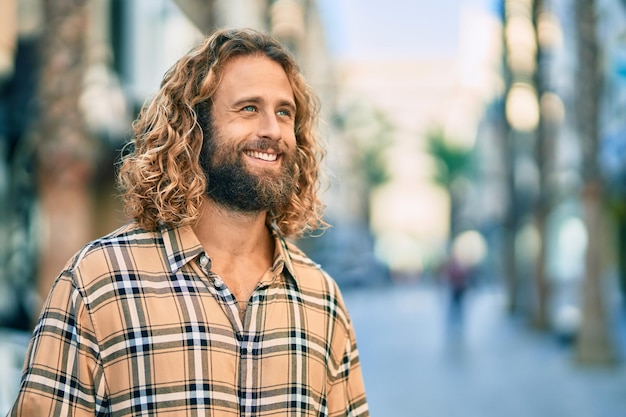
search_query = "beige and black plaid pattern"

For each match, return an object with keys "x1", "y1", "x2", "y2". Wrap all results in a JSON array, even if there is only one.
[{"x1": 10, "y1": 223, "x2": 369, "y2": 416}]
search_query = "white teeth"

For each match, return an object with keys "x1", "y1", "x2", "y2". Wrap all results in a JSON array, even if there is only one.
[{"x1": 245, "y1": 150, "x2": 278, "y2": 161}]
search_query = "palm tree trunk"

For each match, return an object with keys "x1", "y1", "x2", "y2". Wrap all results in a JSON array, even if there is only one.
[
  {"x1": 577, "y1": 182, "x2": 615, "y2": 364},
  {"x1": 531, "y1": 0, "x2": 551, "y2": 330},
  {"x1": 35, "y1": 0, "x2": 94, "y2": 311},
  {"x1": 574, "y1": 0, "x2": 616, "y2": 365},
  {"x1": 172, "y1": 0, "x2": 217, "y2": 33},
  {"x1": 617, "y1": 213, "x2": 626, "y2": 310},
  {"x1": 501, "y1": 1, "x2": 519, "y2": 314}
]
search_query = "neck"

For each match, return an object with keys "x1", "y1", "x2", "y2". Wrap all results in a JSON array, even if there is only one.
[{"x1": 192, "y1": 196, "x2": 274, "y2": 263}]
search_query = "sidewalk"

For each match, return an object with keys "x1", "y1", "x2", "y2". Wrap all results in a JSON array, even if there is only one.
[{"x1": 343, "y1": 282, "x2": 626, "y2": 417}]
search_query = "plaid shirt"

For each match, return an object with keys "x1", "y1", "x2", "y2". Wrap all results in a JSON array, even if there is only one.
[{"x1": 10, "y1": 222, "x2": 369, "y2": 416}]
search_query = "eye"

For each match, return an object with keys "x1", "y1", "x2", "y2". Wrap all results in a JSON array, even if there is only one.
[
  {"x1": 277, "y1": 108, "x2": 293, "y2": 118},
  {"x1": 242, "y1": 105, "x2": 257, "y2": 112}
]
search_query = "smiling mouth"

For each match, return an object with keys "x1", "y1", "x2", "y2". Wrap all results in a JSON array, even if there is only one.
[{"x1": 244, "y1": 150, "x2": 279, "y2": 162}]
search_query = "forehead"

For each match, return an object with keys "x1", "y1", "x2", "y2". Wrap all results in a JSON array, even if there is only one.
[{"x1": 215, "y1": 54, "x2": 294, "y2": 101}]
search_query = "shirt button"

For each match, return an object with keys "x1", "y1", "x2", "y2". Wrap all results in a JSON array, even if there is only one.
[
  {"x1": 199, "y1": 254, "x2": 210, "y2": 268},
  {"x1": 214, "y1": 277, "x2": 223, "y2": 287}
]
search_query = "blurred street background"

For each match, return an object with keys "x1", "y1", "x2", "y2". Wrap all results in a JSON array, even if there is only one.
[{"x1": 2, "y1": 0, "x2": 626, "y2": 415}]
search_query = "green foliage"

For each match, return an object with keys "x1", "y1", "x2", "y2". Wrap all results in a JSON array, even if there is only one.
[
  {"x1": 425, "y1": 127, "x2": 474, "y2": 188},
  {"x1": 337, "y1": 101, "x2": 393, "y2": 188}
]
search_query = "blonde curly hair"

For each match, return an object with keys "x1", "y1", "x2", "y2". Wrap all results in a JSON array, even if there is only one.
[{"x1": 117, "y1": 28, "x2": 327, "y2": 238}]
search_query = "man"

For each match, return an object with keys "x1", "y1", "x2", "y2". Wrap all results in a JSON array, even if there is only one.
[{"x1": 10, "y1": 28, "x2": 369, "y2": 416}]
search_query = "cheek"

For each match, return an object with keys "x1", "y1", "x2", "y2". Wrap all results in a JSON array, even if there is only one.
[
  {"x1": 283, "y1": 128, "x2": 297, "y2": 147},
  {"x1": 217, "y1": 124, "x2": 242, "y2": 143}
]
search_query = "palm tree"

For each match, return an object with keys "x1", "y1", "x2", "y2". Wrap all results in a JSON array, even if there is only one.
[
  {"x1": 336, "y1": 101, "x2": 392, "y2": 226},
  {"x1": 574, "y1": 0, "x2": 616, "y2": 365},
  {"x1": 34, "y1": 0, "x2": 95, "y2": 312},
  {"x1": 425, "y1": 127, "x2": 473, "y2": 240},
  {"x1": 501, "y1": 0, "x2": 522, "y2": 315},
  {"x1": 530, "y1": 0, "x2": 553, "y2": 330},
  {"x1": 173, "y1": 0, "x2": 217, "y2": 33}
]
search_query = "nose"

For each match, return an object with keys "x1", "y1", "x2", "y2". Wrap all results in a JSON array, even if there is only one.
[{"x1": 258, "y1": 111, "x2": 282, "y2": 141}]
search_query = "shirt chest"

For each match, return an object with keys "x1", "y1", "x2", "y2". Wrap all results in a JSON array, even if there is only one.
[{"x1": 91, "y1": 270, "x2": 332, "y2": 414}]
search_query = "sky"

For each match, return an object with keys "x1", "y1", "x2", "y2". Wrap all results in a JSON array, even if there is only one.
[{"x1": 316, "y1": 0, "x2": 463, "y2": 60}]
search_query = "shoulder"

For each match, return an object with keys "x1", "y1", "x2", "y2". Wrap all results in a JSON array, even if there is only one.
[
  {"x1": 283, "y1": 239, "x2": 330, "y2": 287},
  {"x1": 68, "y1": 222, "x2": 157, "y2": 264},
  {"x1": 283, "y1": 240, "x2": 352, "y2": 323},
  {"x1": 62, "y1": 222, "x2": 161, "y2": 289}
]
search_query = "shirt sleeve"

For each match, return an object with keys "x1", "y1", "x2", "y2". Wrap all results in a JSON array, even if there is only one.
[
  {"x1": 327, "y1": 320, "x2": 370, "y2": 417},
  {"x1": 9, "y1": 272, "x2": 106, "y2": 416}
]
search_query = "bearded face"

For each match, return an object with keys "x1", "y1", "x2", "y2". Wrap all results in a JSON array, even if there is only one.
[
  {"x1": 198, "y1": 54, "x2": 300, "y2": 215},
  {"x1": 199, "y1": 122, "x2": 297, "y2": 214}
]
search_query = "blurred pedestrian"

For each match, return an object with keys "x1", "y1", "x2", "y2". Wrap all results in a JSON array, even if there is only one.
[
  {"x1": 9, "y1": 28, "x2": 369, "y2": 416},
  {"x1": 442, "y1": 253, "x2": 471, "y2": 326}
]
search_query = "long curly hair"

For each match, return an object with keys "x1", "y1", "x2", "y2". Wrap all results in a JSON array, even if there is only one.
[{"x1": 117, "y1": 28, "x2": 327, "y2": 238}]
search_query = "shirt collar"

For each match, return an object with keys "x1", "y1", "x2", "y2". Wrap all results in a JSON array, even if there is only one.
[
  {"x1": 270, "y1": 225, "x2": 299, "y2": 288},
  {"x1": 161, "y1": 224, "x2": 205, "y2": 273},
  {"x1": 160, "y1": 223, "x2": 299, "y2": 288}
]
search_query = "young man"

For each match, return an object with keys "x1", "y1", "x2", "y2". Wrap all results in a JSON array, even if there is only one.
[{"x1": 10, "y1": 28, "x2": 369, "y2": 416}]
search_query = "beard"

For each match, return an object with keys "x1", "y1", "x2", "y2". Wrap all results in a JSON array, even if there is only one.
[{"x1": 199, "y1": 123, "x2": 297, "y2": 214}]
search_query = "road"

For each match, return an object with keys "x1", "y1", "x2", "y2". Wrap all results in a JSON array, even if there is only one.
[{"x1": 343, "y1": 282, "x2": 626, "y2": 417}]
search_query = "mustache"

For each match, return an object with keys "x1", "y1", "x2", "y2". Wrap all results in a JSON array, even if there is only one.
[{"x1": 238, "y1": 138, "x2": 290, "y2": 153}]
